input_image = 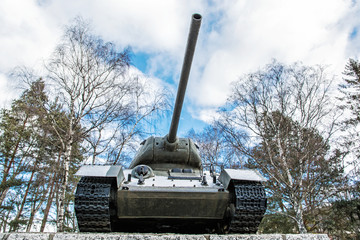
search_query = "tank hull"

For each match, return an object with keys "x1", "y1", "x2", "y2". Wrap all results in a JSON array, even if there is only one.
[{"x1": 75, "y1": 169, "x2": 267, "y2": 233}]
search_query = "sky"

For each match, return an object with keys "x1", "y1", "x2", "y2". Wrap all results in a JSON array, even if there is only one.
[{"x1": 0, "y1": 0, "x2": 359, "y2": 137}]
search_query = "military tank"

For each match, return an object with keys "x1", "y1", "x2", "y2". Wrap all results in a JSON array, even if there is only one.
[{"x1": 74, "y1": 13, "x2": 267, "y2": 234}]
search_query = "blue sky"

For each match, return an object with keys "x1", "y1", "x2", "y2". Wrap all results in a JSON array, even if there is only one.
[
  {"x1": 0, "y1": 0, "x2": 360, "y2": 137},
  {"x1": 131, "y1": 48, "x2": 208, "y2": 136}
]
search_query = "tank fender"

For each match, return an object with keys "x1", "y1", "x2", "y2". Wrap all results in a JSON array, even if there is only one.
[
  {"x1": 219, "y1": 169, "x2": 266, "y2": 189},
  {"x1": 75, "y1": 165, "x2": 124, "y2": 188}
]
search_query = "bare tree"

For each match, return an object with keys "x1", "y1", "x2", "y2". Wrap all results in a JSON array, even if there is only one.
[
  {"x1": 0, "y1": 17, "x2": 168, "y2": 232},
  {"x1": 219, "y1": 61, "x2": 344, "y2": 233},
  {"x1": 85, "y1": 75, "x2": 168, "y2": 165},
  {"x1": 45, "y1": 17, "x2": 132, "y2": 232},
  {"x1": 186, "y1": 125, "x2": 241, "y2": 169}
]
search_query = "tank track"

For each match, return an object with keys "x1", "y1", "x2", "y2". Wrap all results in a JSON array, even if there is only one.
[
  {"x1": 228, "y1": 181, "x2": 267, "y2": 233},
  {"x1": 74, "y1": 177, "x2": 115, "y2": 232}
]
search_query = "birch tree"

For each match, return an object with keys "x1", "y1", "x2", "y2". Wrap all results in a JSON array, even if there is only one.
[
  {"x1": 186, "y1": 125, "x2": 241, "y2": 168},
  {"x1": 45, "y1": 18, "x2": 131, "y2": 232},
  {"x1": 86, "y1": 75, "x2": 168, "y2": 165},
  {"x1": 0, "y1": 17, "x2": 167, "y2": 232},
  {"x1": 219, "y1": 61, "x2": 344, "y2": 233}
]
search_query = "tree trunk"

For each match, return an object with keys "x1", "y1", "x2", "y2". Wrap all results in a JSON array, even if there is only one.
[
  {"x1": 26, "y1": 200, "x2": 36, "y2": 232},
  {"x1": 0, "y1": 188, "x2": 10, "y2": 208},
  {"x1": 10, "y1": 159, "x2": 38, "y2": 232},
  {"x1": 2, "y1": 207, "x2": 12, "y2": 232},
  {"x1": 26, "y1": 187, "x2": 47, "y2": 232},
  {"x1": 26, "y1": 206, "x2": 35, "y2": 232},
  {"x1": 57, "y1": 137, "x2": 72, "y2": 232},
  {"x1": 0, "y1": 116, "x2": 28, "y2": 206},
  {"x1": 293, "y1": 200, "x2": 307, "y2": 233},
  {"x1": 40, "y1": 169, "x2": 58, "y2": 232}
]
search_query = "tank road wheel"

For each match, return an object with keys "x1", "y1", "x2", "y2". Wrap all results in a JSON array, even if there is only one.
[
  {"x1": 75, "y1": 177, "x2": 117, "y2": 232},
  {"x1": 227, "y1": 181, "x2": 267, "y2": 234}
]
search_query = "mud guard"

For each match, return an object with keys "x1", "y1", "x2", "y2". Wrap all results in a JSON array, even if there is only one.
[
  {"x1": 219, "y1": 169, "x2": 266, "y2": 189},
  {"x1": 75, "y1": 165, "x2": 124, "y2": 188}
]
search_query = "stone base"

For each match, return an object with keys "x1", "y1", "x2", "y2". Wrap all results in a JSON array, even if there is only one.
[{"x1": 0, "y1": 233, "x2": 330, "y2": 240}]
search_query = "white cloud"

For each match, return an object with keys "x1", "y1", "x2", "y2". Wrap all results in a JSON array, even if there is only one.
[
  {"x1": 38, "y1": 0, "x2": 205, "y2": 54},
  {"x1": 0, "y1": 73, "x2": 18, "y2": 108},
  {"x1": 189, "y1": 107, "x2": 220, "y2": 124},
  {"x1": 0, "y1": 0, "x2": 60, "y2": 71},
  {"x1": 191, "y1": 0, "x2": 356, "y2": 107},
  {"x1": 0, "y1": 0, "x2": 359, "y2": 129}
]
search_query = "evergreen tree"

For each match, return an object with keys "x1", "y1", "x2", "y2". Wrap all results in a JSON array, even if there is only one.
[{"x1": 339, "y1": 58, "x2": 360, "y2": 190}]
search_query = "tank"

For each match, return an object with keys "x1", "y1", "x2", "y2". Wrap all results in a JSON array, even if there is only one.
[{"x1": 74, "y1": 13, "x2": 267, "y2": 234}]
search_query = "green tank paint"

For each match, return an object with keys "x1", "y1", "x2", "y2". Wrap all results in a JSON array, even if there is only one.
[{"x1": 130, "y1": 136, "x2": 202, "y2": 170}]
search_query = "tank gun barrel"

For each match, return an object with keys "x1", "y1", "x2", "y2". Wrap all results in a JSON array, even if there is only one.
[{"x1": 168, "y1": 13, "x2": 202, "y2": 143}]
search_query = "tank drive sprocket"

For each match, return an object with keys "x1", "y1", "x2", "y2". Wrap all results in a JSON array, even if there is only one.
[{"x1": 74, "y1": 177, "x2": 116, "y2": 232}]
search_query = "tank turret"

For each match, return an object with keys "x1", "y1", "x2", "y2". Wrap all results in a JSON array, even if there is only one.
[{"x1": 74, "y1": 14, "x2": 267, "y2": 234}]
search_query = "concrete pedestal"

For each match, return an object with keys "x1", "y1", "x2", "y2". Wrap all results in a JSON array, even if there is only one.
[{"x1": 0, "y1": 233, "x2": 330, "y2": 240}]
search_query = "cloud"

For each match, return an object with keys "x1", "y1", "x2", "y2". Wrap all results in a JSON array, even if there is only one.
[
  {"x1": 0, "y1": 0, "x2": 60, "y2": 72},
  {"x1": 38, "y1": 0, "x2": 205, "y2": 53},
  {"x1": 0, "y1": 0, "x2": 62, "y2": 105},
  {"x1": 189, "y1": 107, "x2": 220, "y2": 124},
  {"x1": 0, "y1": 73, "x2": 18, "y2": 108},
  {"x1": 0, "y1": 0, "x2": 207, "y2": 108},
  {"x1": 0, "y1": 0, "x2": 359, "y2": 130},
  {"x1": 191, "y1": 0, "x2": 357, "y2": 107}
]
